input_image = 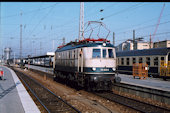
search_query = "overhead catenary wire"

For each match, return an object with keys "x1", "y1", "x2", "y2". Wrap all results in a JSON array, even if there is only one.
[
  {"x1": 1, "y1": 3, "x2": 59, "y2": 19},
  {"x1": 116, "y1": 20, "x2": 170, "y2": 35},
  {"x1": 22, "y1": 3, "x2": 59, "y2": 45},
  {"x1": 97, "y1": 3, "x2": 145, "y2": 21}
]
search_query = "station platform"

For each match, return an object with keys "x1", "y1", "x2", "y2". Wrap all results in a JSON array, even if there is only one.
[
  {"x1": 0, "y1": 65, "x2": 40, "y2": 113},
  {"x1": 25, "y1": 64, "x2": 53, "y2": 74},
  {"x1": 119, "y1": 74, "x2": 170, "y2": 92}
]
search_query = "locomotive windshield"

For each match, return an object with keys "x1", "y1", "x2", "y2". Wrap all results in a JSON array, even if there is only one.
[
  {"x1": 92, "y1": 48, "x2": 115, "y2": 58},
  {"x1": 93, "y1": 49, "x2": 101, "y2": 58},
  {"x1": 103, "y1": 49, "x2": 106, "y2": 58}
]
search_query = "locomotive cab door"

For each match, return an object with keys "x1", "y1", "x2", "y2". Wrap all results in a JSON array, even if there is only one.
[{"x1": 78, "y1": 48, "x2": 83, "y2": 73}]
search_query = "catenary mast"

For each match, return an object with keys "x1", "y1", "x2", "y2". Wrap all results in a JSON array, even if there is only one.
[{"x1": 79, "y1": 2, "x2": 84, "y2": 41}]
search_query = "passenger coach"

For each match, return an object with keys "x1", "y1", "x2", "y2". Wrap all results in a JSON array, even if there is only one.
[{"x1": 116, "y1": 47, "x2": 170, "y2": 77}]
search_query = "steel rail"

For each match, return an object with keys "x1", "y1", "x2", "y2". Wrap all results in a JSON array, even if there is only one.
[
  {"x1": 13, "y1": 69, "x2": 81, "y2": 113},
  {"x1": 95, "y1": 91, "x2": 170, "y2": 113}
]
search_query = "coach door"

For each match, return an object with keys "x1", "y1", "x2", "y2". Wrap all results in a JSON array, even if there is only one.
[{"x1": 78, "y1": 48, "x2": 83, "y2": 72}]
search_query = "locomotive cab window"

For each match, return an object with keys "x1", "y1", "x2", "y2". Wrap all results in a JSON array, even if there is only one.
[
  {"x1": 103, "y1": 49, "x2": 106, "y2": 58},
  {"x1": 93, "y1": 49, "x2": 101, "y2": 58},
  {"x1": 108, "y1": 49, "x2": 114, "y2": 58}
]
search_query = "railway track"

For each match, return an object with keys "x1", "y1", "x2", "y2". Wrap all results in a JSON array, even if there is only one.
[
  {"x1": 95, "y1": 91, "x2": 170, "y2": 113},
  {"x1": 13, "y1": 68, "x2": 80, "y2": 113},
  {"x1": 13, "y1": 66, "x2": 170, "y2": 112}
]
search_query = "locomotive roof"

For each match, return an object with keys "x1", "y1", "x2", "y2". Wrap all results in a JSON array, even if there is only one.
[
  {"x1": 55, "y1": 42, "x2": 114, "y2": 52},
  {"x1": 116, "y1": 47, "x2": 170, "y2": 57}
]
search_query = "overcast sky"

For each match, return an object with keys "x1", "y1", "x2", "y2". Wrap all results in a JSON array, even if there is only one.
[{"x1": 0, "y1": 2, "x2": 170, "y2": 58}]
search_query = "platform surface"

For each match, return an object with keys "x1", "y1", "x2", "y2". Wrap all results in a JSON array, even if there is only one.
[
  {"x1": 0, "y1": 65, "x2": 40, "y2": 113},
  {"x1": 25, "y1": 64, "x2": 53, "y2": 74},
  {"x1": 119, "y1": 74, "x2": 170, "y2": 92}
]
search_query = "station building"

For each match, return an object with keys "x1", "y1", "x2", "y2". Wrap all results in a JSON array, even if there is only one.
[{"x1": 116, "y1": 40, "x2": 169, "y2": 51}]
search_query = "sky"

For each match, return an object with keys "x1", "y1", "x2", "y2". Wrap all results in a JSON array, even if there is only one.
[{"x1": 0, "y1": 2, "x2": 170, "y2": 58}]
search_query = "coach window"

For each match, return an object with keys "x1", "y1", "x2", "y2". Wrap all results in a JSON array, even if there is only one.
[
  {"x1": 161, "y1": 57, "x2": 164, "y2": 61},
  {"x1": 121, "y1": 58, "x2": 124, "y2": 65},
  {"x1": 93, "y1": 49, "x2": 101, "y2": 58},
  {"x1": 139, "y1": 57, "x2": 143, "y2": 63},
  {"x1": 161, "y1": 57, "x2": 164, "y2": 65},
  {"x1": 132, "y1": 58, "x2": 136, "y2": 64},
  {"x1": 126, "y1": 58, "x2": 129, "y2": 65},
  {"x1": 154, "y1": 57, "x2": 158, "y2": 66},
  {"x1": 108, "y1": 49, "x2": 114, "y2": 58},
  {"x1": 103, "y1": 49, "x2": 106, "y2": 58},
  {"x1": 146, "y1": 57, "x2": 150, "y2": 66}
]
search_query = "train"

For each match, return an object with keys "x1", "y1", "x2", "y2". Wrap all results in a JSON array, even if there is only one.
[
  {"x1": 24, "y1": 55, "x2": 54, "y2": 68},
  {"x1": 53, "y1": 38, "x2": 121, "y2": 91},
  {"x1": 116, "y1": 47, "x2": 170, "y2": 78}
]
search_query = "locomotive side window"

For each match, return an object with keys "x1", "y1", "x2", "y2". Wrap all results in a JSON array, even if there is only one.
[
  {"x1": 146, "y1": 57, "x2": 150, "y2": 66},
  {"x1": 108, "y1": 49, "x2": 114, "y2": 58},
  {"x1": 73, "y1": 50, "x2": 75, "y2": 59},
  {"x1": 93, "y1": 49, "x2": 101, "y2": 58},
  {"x1": 154, "y1": 57, "x2": 158, "y2": 66},
  {"x1": 103, "y1": 49, "x2": 106, "y2": 58}
]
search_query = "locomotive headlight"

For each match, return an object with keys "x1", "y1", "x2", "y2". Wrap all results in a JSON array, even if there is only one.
[
  {"x1": 92, "y1": 67, "x2": 96, "y2": 71},
  {"x1": 112, "y1": 68, "x2": 116, "y2": 71},
  {"x1": 94, "y1": 77, "x2": 97, "y2": 80}
]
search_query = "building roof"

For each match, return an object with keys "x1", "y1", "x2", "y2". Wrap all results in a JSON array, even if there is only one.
[{"x1": 116, "y1": 47, "x2": 170, "y2": 57}]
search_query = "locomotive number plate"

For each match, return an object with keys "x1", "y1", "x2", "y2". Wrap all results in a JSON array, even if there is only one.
[{"x1": 100, "y1": 68, "x2": 109, "y2": 71}]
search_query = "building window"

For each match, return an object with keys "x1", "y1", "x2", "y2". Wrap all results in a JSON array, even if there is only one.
[
  {"x1": 139, "y1": 57, "x2": 143, "y2": 63},
  {"x1": 121, "y1": 58, "x2": 124, "y2": 65},
  {"x1": 126, "y1": 58, "x2": 129, "y2": 65},
  {"x1": 146, "y1": 57, "x2": 150, "y2": 66},
  {"x1": 154, "y1": 57, "x2": 158, "y2": 66},
  {"x1": 93, "y1": 49, "x2": 101, "y2": 58},
  {"x1": 132, "y1": 58, "x2": 136, "y2": 64}
]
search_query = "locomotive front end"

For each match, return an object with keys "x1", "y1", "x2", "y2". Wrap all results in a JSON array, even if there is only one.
[{"x1": 83, "y1": 43, "x2": 120, "y2": 91}]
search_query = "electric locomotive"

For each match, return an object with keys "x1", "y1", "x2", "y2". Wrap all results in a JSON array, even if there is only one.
[{"x1": 53, "y1": 38, "x2": 120, "y2": 91}]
